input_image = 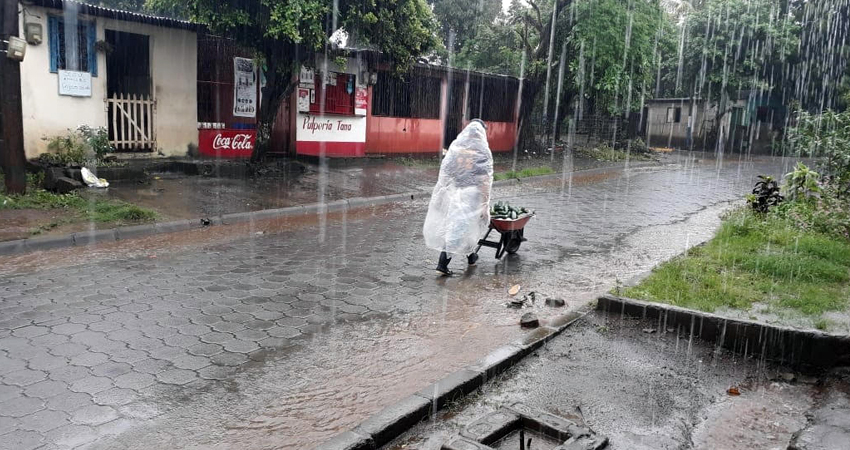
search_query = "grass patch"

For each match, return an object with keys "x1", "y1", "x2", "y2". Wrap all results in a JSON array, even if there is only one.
[
  {"x1": 493, "y1": 166, "x2": 555, "y2": 181},
  {"x1": 89, "y1": 202, "x2": 157, "y2": 223},
  {"x1": 622, "y1": 208, "x2": 850, "y2": 323},
  {"x1": 396, "y1": 157, "x2": 441, "y2": 168},
  {"x1": 575, "y1": 145, "x2": 655, "y2": 162},
  {"x1": 1, "y1": 170, "x2": 158, "y2": 230}
]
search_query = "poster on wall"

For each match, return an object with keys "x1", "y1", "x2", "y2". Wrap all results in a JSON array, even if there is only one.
[
  {"x1": 325, "y1": 72, "x2": 337, "y2": 86},
  {"x1": 297, "y1": 88, "x2": 310, "y2": 112},
  {"x1": 58, "y1": 70, "x2": 92, "y2": 97},
  {"x1": 233, "y1": 57, "x2": 257, "y2": 118},
  {"x1": 299, "y1": 65, "x2": 315, "y2": 87},
  {"x1": 355, "y1": 87, "x2": 368, "y2": 116}
]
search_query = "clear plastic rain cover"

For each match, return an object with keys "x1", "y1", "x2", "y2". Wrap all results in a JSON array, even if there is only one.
[{"x1": 423, "y1": 121, "x2": 493, "y2": 256}]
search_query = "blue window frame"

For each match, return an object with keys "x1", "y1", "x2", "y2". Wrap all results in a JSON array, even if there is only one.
[{"x1": 47, "y1": 16, "x2": 97, "y2": 76}]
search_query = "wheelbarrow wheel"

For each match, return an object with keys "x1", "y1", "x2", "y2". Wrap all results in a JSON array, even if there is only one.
[
  {"x1": 505, "y1": 237, "x2": 522, "y2": 254},
  {"x1": 468, "y1": 253, "x2": 479, "y2": 265}
]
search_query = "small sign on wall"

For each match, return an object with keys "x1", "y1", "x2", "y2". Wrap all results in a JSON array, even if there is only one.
[
  {"x1": 233, "y1": 57, "x2": 257, "y2": 118},
  {"x1": 300, "y1": 66, "x2": 315, "y2": 87},
  {"x1": 58, "y1": 70, "x2": 92, "y2": 97},
  {"x1": 199, "y1": 129, "x2": 256, "y2": 158},
  {"x1": 355, "y1": 87, "x2": 368, "y2": 116},
  {"x1": 297, "y1": 88, "x2": 310, "y2": 112}
]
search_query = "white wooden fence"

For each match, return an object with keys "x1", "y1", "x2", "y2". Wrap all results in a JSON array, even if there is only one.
[{"x1": 107, "y1": 93, "x2": 156, "y2": 150}]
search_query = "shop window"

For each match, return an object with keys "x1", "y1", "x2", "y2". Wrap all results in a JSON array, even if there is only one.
[
  {"x1": 48, "y1": 16, "x2": 97, "y2": 76},
  {"x1": 311, "y1": 72, "x2": 355, "y2": 115},
  {"x1": 372, "y1": 72, "x2": 441, "y2": 119},
  {"x1": 467, "y1": 77, "x2": 518, "y2": 122},
  {"x1": 666, "y1": 107, "x2": 682, "y2": 123}
]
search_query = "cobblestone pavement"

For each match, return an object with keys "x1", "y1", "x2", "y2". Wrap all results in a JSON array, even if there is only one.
[{"x1": 0, "y1": 155, "x2": 800, "y2": 449}]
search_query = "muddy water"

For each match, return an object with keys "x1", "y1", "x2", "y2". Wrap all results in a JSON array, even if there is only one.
[{"x1": 389, "y1": 312, "x2": 819, "y2": 450}]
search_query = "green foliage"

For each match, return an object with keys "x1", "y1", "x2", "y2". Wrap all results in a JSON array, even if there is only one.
[
  {"x1": 455, "y1": 13, "x2": 524, "y2": 77},
  {"x1": 1, "y1": 170, "x2": 156, "y2": 225},
  {"x1": 40, "y1": 126, "x2": 112, "y2": 166},
  {"x1": 42, "y1": 134, "x2": 88, "y2": 166},
  {"x1": 1, "y1": 190, "x2": 87, "y2": 210},
  {"x1": 79, "y1": 126, "x2": 113, "y2": 160},
  {"x1": 575, "y1": 144, "x2": 654, "y2": 162},
  {"x1": 772, "y1": 186, "x2": 850, "y2": 240},
  {"x1": 670, "y1": 0, "x2": 799, "y2": 107},
  {"x1": 432, "y1": 0, "x2": 502, "y2": 53},
  {"x1": 90, "y1": 202, "x2": 158, "y2": 223},
  {"x1": 786, "y1": 109, "x2": 850, "y2": 191},
  {"x1": 783, "y1": 162, "x2": 821, "y2": 201},
  {"x1": 749, "y1": 175, "x2": 783, "y2": 213},
  {"x1": 493, "y1": 166, "x2": 555, "y2": 181},
  {"x1": 569, "y1": 0, "x2": 674, "y2": 115},
  {"x1": 622, "y1": 208, "x2": 850, "y2": 328}
]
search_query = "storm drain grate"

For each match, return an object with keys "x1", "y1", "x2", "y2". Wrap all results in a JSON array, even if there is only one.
[{"x1": 442, "y1": 403, "x2": 608, "y2": 450}]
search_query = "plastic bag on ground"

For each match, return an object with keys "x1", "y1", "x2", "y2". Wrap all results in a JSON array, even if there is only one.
[
  {"x1": 423, "y1": 121, "x2": 493, "y2": 256},
  {"x1": 81, "y1": 167, "x2": 109, "y2": 188}
]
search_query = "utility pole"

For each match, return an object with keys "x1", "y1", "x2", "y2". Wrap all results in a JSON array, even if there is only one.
[{"x1": 1, "y1": 0, "x2": 27, "y2": 194}]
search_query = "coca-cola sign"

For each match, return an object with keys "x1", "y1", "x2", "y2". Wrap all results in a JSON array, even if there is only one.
[
  {"x1": 199, "y1": 129, "x2": 257, "y2": 158},
  {"x1": 212, "y1": 133, "x2": 253, "y2": 150}
]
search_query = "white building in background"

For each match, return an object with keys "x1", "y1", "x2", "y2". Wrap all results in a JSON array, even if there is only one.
[{"x1": 17, "y1": 0, "x2": 198, "y2": 158}]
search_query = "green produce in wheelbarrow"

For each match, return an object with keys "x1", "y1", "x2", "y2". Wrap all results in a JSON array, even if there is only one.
[{"x1": 423, "y1": 119, "x2": 493, "y2": 276}]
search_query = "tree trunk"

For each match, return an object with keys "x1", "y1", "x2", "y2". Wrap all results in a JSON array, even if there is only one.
[
  {"x1": 252, "y1": 63, "x2": 295, "y2": 162},
  {"x1": 1, "y1": 0, "x2": 27, "y2": 194},
  {"x1": 516, "y1": 76, "x2": 541, "y2": 153}
]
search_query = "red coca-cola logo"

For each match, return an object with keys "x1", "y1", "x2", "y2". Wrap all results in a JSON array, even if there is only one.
[{"x1": 212, "y1": 133, "x2": 253, "y2": 150}]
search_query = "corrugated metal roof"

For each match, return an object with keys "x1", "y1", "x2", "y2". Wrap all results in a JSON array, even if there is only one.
[{"x1": 29, "y1": 0, "x2": 198, "y2": 31}]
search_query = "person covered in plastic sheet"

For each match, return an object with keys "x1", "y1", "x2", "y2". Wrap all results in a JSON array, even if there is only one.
[{"x1": 423, "y1": 119, "x2": 493, "y2": 276}]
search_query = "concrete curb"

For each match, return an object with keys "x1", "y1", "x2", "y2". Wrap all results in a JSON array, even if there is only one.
[
  {"x1": 596, "y1": 294, "x2": 850, "y2": 370},
  {"x1": 0, "y1": 161, "x2": 660, "y2": 257},
  {"x1": 312, "y1": 308, "x2": 590, "y2": 450}
]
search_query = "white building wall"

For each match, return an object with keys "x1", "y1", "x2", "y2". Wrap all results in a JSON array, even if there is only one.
[{"x1": 18, "y1": 4, "x2": 197, "y2": 158}]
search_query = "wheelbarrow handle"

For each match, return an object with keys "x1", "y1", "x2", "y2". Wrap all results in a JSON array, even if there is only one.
[{"x1": 473, "y1": 225, "x2": 495, "y2": 254}]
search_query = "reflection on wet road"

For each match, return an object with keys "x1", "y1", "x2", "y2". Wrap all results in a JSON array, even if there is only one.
[{"x1": 0, "y1": 154, "x2": 802, "y2": 449}]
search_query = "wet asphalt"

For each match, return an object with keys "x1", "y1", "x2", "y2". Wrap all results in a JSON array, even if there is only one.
[{"x1": 0, "y1": 153, "x2": 812, "y2": 449}]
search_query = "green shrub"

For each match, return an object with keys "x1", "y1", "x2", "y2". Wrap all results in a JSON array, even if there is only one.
[
  {"x1": 786, "y1": 109, "x2": 850, "y2": 192},
  {"x1": 40, "y1": 126, "x2": 112, "y2": 166},
  {"x1": 783, "y1": 162, "x2": 821, "y2": 201}
]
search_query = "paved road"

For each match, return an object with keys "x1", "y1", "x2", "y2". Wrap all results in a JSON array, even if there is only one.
[{"x1": 0, "y1": 154, "x2": 800, "y2": 449}]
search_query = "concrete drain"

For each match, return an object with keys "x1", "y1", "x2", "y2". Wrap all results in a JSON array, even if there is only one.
[{"x1": 442, "y1": 403, "x2": 608, "y2": 450}]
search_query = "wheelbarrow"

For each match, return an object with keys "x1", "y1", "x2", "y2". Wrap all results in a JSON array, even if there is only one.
[{"x1": 468, "y1": 213, "x2": 534, "y2": 264}]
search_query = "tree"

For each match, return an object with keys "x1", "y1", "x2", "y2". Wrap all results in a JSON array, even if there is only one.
[
  {"x1": 455, "y1": 12, "x2": 523, "y2": 77},
  {"x1": 569, "y1": 0, "x2": 673, "y2": 116},
  {"x1": 152, "y1": 0, "x2": 438, "y2": 160},
  {"x1": 454, "y1": 0, "x2": 673, "y2": 150},
  {"x1": 431, "y1": 0, "x2": 502, "y2": 54},
  {"x1": 669, "y1": 0, "x2": 799, "y2": 150}
]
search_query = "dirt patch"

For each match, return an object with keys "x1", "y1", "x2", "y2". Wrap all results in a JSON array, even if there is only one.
[{"x1": 0, "y1": 209, "x2": 67, "y2": 240}]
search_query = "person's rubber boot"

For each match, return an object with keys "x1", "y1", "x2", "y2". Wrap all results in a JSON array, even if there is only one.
[{"x1": 436, "y1": 252, "x2": 453, "y2": 276}]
